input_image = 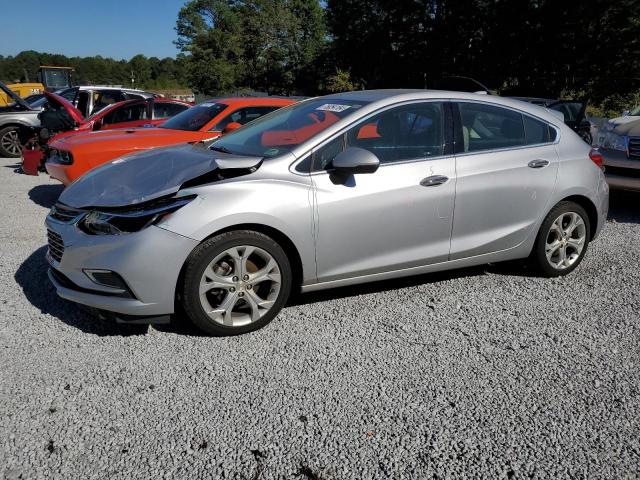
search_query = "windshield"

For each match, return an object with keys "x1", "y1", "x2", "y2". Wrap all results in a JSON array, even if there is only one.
[
  {"x1": 629, "y1": 106, "x2": 640, "y2": 116},
  {"x1": 160, "y1": 102, "x2": 226, "y2": 131},
  {"x1": 43, "y1": 69, "x2": 71, "y2": 89},
  {"x1": 210, "y1": 98, "x2": 369, "y2": 158}
]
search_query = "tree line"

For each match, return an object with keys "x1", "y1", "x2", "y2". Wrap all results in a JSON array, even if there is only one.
[
  {"x1": 175, "y1": 0, "x2": 639, "y2": 116},
  {"x1": 1, "y1": 0, "x2": 639, "y2": 116},
  {"x1": 0, "y1": 51, "x2": 189, "y2": 91}
]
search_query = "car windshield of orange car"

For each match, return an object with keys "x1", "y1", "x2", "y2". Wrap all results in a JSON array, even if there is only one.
[
  {"x1": 160, "y1": 102, "x2": 227, "y2": 131},
  {"x1": 209, "y1": 99, "x2": 369, "y2": 158}
]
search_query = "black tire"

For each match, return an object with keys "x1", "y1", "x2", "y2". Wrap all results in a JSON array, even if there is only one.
[
  {"x1": 180, "y1": 230, "x2": 292, "y2": 336},
  {"x1": 531, "y1": 201, "x2": 591, "y2": 277},
  {"x1": 0, "y1": 126, "x2": 22, "y2": 158}
]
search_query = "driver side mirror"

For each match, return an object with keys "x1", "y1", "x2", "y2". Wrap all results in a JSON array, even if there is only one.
[
  {"x1": 622, "y1": 110, "x2": 630, "y2": 117},
  {"x1": 222, "y1": 122, "x2": 242, "y2": 135},
  {"x1": 331, "y1": 147, "x2": 380, "y2": 176},
  {"x1": 93, "y1": 119, "x2": 103, "y2": 131}
]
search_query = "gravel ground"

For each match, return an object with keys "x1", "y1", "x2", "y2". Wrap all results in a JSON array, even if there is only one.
[{"x1": 0, "y1": 157, "x2": 638, "y2": 479}]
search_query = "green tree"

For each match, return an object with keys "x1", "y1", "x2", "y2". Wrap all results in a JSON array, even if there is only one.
[
  {"x1": 325, "y1": 69, "x2": 360, "y2": 92},
  {"x1": 175, "y1": 0, "x2": 325, "y2": 95}
]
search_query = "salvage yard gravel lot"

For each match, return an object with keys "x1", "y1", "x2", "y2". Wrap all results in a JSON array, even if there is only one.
[{"x1": 0, "y1": 157, "x2": 638, "y2": 479}]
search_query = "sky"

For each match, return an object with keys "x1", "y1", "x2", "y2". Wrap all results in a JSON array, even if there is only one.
[{"x1": 0, "y1": 0, "x2": 185, "y2": 60}]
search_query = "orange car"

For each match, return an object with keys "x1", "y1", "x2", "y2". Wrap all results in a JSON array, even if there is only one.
[{"x1": 45, "y1": 97, "x2": 296, "y2": 186}]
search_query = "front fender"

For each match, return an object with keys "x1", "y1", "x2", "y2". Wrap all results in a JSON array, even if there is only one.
[{"x1": 157, "y1": 178, "x2": 317, "y2": 284}]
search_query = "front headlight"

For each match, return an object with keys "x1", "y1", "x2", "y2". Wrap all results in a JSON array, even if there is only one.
[
  {"x1": 601, "y1": 132, "x2": 628, "y2": 152},
  {"x1": 48, "y1": 149, "x2": 73, "y2": 164},
  {"x1": 80, "y1": 195, "x2": 195, "y2": 235}
]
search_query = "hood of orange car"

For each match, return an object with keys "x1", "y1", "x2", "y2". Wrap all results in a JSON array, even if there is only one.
[
  {"x1": 50, "y1": 127, "x2": 211, "y2": 152},
  {"x1": 58, "y1": 142, "x2": 262, "y2": 209}
]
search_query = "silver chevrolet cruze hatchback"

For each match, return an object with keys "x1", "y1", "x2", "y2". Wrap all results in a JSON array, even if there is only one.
[{"x1": 46, "y1": 90, "x2": 609, "y2": 335}]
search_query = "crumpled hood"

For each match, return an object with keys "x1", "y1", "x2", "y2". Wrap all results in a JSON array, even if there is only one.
[{"x1": 59, "y1": 143, "x2": 262, "y2": 209}]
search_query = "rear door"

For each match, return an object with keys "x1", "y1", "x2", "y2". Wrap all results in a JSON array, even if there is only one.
[{"x1": 450, "y1": 101, "x2": 559, "y2": 259}]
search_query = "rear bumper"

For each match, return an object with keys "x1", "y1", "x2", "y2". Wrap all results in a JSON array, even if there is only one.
[{"x1": 600, "y1": 148, "x2": 640, "y2": 191}]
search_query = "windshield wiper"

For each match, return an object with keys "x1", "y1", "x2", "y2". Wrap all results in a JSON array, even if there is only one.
[{"x1": 210, "y1": 145, "x2": 234, "y2": 154}]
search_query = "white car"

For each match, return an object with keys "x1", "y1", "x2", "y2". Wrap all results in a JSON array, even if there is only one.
[{"x1": 595, "y1": 107, "x2": 640, "y2": 191}]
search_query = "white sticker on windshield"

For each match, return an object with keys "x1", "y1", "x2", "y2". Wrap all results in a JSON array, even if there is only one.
[{"x1": 317, "y1": 104, "x2": 351, "y2": 113}]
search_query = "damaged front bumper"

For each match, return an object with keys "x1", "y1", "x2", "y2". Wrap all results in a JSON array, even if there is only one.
[{"x1": 45, "y1": 213, "x2": 199, "y2": 318}]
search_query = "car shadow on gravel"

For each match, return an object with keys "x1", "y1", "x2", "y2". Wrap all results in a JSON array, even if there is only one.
[
  {"x1": 28, "y1": 184, "x2": 64, "y2": 209},
  {"x1": 15, "y1": 246, "x2": 149, "y2": 336},
  {"x1": 290, "y1": 265, "x2": 494, "y2": 306},
  {"x1": 608, "y1": 190, "x2": 640, "y2": 224}
]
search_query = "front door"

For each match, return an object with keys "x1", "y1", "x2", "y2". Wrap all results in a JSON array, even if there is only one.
[{"x1": 312, "y1": 101, "x2": 457, "y2": 283}]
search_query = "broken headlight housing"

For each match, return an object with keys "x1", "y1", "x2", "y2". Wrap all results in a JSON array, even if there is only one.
[{"x1": 80, "y1": 195, "x2": 195, "y2": 235}]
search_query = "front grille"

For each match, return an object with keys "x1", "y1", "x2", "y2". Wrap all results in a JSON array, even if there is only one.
[
  {"x1": 49, "y1": 204, "x2": 85, "y2": 223},
  {"x1": 629, "y1": 137, "x2": 640, "y2": 160},
  {"x1": 47, "y1": 229, "x2": 64, "y2": 263}
]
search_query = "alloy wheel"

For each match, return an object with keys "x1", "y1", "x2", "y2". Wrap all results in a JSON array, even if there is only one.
[
  {"x1": 545, "y1": 212, "x2": 587, "y2": 270},
  {"x1": 1, "y1": 129, "x2": 21, "y2": 156},
  {"x1": 198, "y1": 245, "x2": 282, "y2": 327}
]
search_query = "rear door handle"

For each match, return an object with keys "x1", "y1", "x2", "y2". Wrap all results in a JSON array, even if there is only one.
[
  {"x1": 528, "y1": 159, "x2": 550, "y2": 168},
  {"x1": 420, "y1": 175, "x2": 449, "y2": 187}
]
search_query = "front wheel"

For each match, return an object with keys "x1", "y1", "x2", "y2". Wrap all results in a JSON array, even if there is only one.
[
  {"x1": 0, "y1": 126, "x2": 22, "y2": 158},
  {"x1": 180, "y1": 230, "x2": 292, "y2": 335},
  {"x1": 531, "y1": 201, "x2": 591, "y2": 277}
]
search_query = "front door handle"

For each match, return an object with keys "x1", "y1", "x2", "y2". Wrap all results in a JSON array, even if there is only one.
[
  {"x1": 420, "y1": 175, "x2": 449, "y2": 187},
  {"x1": 528, "y1": 159, "x2": 550, "y2": 169}
]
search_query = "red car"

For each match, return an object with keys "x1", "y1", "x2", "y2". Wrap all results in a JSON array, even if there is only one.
[
  {"x1": 44, "y1": 97, "x2": 296, "y2": 186},
  {"x1": 21, "y1": 92, "x2": 192, "y2": 175}
]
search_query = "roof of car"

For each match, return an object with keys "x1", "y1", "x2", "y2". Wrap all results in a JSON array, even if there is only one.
[
  {"x1": 203, "y1": 97, "x2": 296, "y2": 106},
  {"x1": 318, "y1": 89, "x2": 563, "y2": 123},
  {"x1": 75, "y1": 85, "x2": 148, "y2": 92}
]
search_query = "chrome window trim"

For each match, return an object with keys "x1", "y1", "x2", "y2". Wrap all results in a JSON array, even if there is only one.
[
  {"x1": 453, "y1": 99, "x2": 562, "y2": 156},
  {"x1": 289, "y1": 97, "x2": 562, "y2": 175}
]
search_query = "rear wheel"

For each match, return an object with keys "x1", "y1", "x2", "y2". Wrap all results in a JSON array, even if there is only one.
[
  {"x1": 180, "y1": 230, "x2": 292, "y2": 335},
  {"x1": 0, "y1": 126, "x2": 22, "y2": 158},
  {"x1": 531, "y1": 201, "x2": 590, "y2": 277}
]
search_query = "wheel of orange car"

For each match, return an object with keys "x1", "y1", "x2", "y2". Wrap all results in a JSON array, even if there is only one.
[
  {"x1": 0, "y1": 126, "x2": 22, "y2": 158},
  {"x1": 180, "y1": 230, "x2": 292, "y2": 336}
]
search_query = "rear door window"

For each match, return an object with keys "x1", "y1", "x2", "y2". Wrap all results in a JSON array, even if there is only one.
[
  {"x1": 523, "y1": 115, "x2": 551, "y2": 145},
  {"x1": 153, "y1": 102, "x2": 189, "y2": 119},
  {"x1": 457, "y1": 102, "x2": 525, "y2": 153},
  {"x1": 214, "y1": 106, "x2": 281, "y2": 131},
  {"x1": 102, "y1": 103, "x2": 148, "y2": 126},
  {"x1": 92, "y1": 90, "x2": 126, "y2": 114}
]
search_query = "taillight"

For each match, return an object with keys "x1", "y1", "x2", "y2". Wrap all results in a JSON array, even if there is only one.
[{"x1": 589, "y1": 149, "x2": 603, "y2": 168}]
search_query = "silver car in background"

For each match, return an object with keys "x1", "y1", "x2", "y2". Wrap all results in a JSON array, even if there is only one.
[
  {"x1": 595, "y1": 112, "x2": 640, "y2": 191},
  {"x1": 46, "y1": 90, "x2": 609, "y2": 335}
]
